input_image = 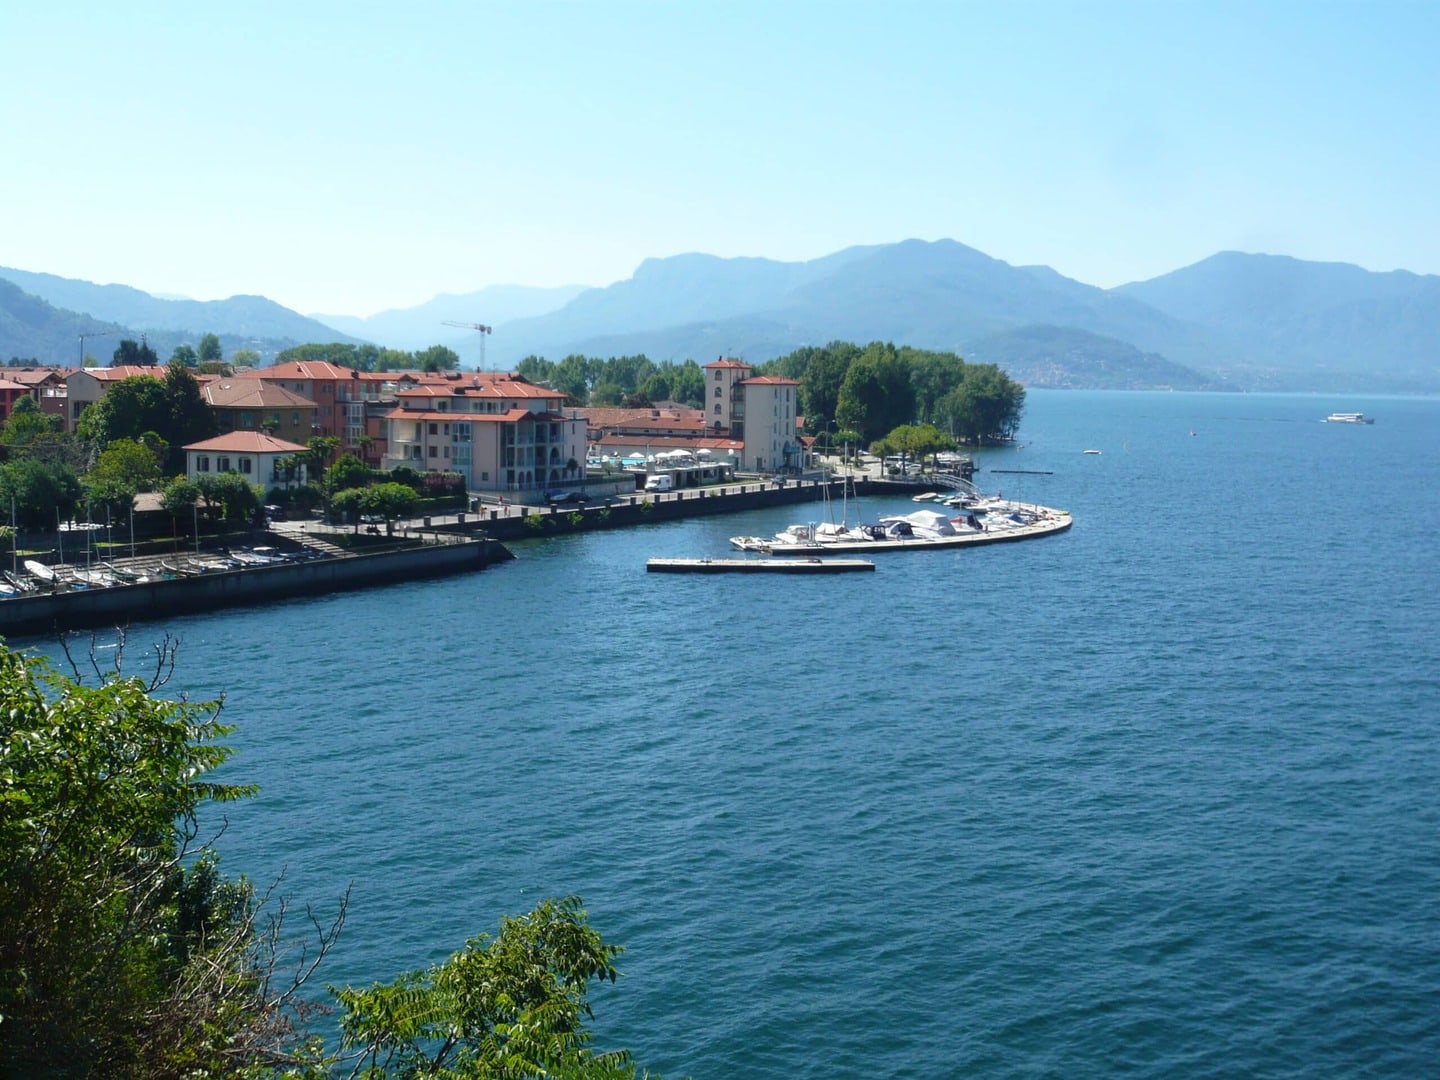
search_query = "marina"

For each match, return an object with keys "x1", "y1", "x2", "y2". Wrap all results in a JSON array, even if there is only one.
[{"x1": 730, "y1": 501, "x2": 1072, "y2": 555}]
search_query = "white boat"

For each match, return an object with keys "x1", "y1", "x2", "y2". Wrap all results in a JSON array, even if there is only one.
[
  {"x1": 23, "y1": 559, "x2": 57, "y2": 583},
  {"x1": 1326, "y1": 412, "x2": 1374, "y2": 424},
  {"x1": 72, "y1": 568, "x2": 117, "y2": 587}
]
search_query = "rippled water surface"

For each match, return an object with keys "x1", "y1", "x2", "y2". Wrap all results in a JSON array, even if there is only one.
[{"x1": 28, "y1": 392, "x2": 1440, "y2": 1076}]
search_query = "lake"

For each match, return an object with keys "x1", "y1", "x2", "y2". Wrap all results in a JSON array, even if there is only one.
[{"x1": 24, "y1": 390, "x2": 1440, "y2": 1076}]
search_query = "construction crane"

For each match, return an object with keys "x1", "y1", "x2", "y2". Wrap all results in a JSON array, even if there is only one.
[
  {"x1": 77, "y1": 329, "x2": 116, "y2": 366},
  {"x1": 442, "y1": 321, "x2": 493, "y2": 370}
]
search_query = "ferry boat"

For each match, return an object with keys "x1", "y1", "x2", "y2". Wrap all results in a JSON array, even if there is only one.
[{"x1": 1325, "y1": 412, "x2": 1374, "y2": 424}]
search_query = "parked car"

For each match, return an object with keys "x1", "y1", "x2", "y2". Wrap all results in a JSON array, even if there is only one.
[{"x1": 545, "y1": 490, "x2": 588, "y2": 505}]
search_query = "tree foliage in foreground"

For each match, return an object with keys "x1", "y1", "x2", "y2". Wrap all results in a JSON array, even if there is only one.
[{"x1": 0, "y1": 638, "x2": 648, "y2": 1079}]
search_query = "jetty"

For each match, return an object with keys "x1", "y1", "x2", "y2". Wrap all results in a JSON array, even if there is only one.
[{"x1": 647, "y1": 557, "x2": 875, "y2": 574}]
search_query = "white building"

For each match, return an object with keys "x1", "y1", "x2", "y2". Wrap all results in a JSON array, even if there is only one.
[
  {"x1": 701, "y1": 359, "x2": 801, "y2": 472},
  {"x1": 183, "y1": 431, "x2": 309, "y2": 489}
]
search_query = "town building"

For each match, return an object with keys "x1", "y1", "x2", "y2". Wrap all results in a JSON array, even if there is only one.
[
  {"x1": 0, "y1": 378, "x2": 31, "y2": 424},
  {"x1": 201, "y1": 379, "x2": 318, "y2": 445},
  {"x1": 64, "y1": 365, "x2": 167, "y2": 431},
  {"x1": 183, "y1": 432, "x2": 309, "y2": 490},
  {"x1": 5, "y1": 367, "x2": 73, "y2": 424},
  {"x1": 381, "y1": 372, "x2": 586, "y2": 495},
  {"x1": 702, "y1": 358, "x2": 802, "y2": 472}
]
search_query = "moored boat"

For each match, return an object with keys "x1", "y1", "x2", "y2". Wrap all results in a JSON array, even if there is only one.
[{"x1": 1325, "y1": 412, "x2": 1374, "y2": 424}]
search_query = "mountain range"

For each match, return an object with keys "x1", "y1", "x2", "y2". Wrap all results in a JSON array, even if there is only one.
[{"x1": 3, "y1": 241, "x2": 1436, "y2": 393}]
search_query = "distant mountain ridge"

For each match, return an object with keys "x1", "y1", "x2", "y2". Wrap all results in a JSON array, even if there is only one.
[
  {"x1": 0, "y1": 266, "x2": 356, "y2": 347},
  {"x1": 310, "y1": 283, "x2": 589, "y2": 351},
  {"x1": 2, "y1": 242, "x2": 1436, "y2": 392}
]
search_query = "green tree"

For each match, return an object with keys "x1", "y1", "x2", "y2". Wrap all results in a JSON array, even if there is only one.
[
  {"x1": 0, "y1": 640, "x2": 649, "y2": 1079},
  {"x1": 82, "y1": 437, "x2": 164, "y2": 519},
  {"x1": 0, "y1": 644, "x2": 261, "y2": 1077},
  {"x1": 197, "y1": 332, "x2": 223, "y2": 364},
  {"x1": 230, "y1": 348, "x2": 262, "y2": 368},
  {"x1": 164, "y1": 359, "x2": 219, "y2": 458},
  {"x1": 1, "y1": 394, "x2": 63, "y2": 448},
  {"x1": 75, "y1": 362, "x2": 216, "y2": 471},
  {"x1": 906, "y1": 349, "x2": 969, "y2": 426},
  {"x1": 307, "y1": 435, "x2": 341, "y2": 472},
  {"x1": 0, "y1": 456, "x2": 83, "y2": 529},
  {"x1": 330, "y1": 485, "x2": 365, "y2": 528},
  {"x1": 797, "y1": 342, "x2": 862, "y2": 434},
  {"x1": 112, "y1": 337, "x2": 160, "y2": 366},
  {"x1": 196, "y1": 472, "x2": 263, "y2": 527},
  {"x1": 324, "y1": 452, "x2": 369, "y2": 494},
  {"x1": 161, "y1": 477, "x2": 201, "y2": 541},
  {"x1": 882, "y1": 422, "x2": 957, "y2": 469},
  {"x1": 835, "y1": 342, "x2": 915, "y2": 444},
  {"x1": 170, "y1": 343, "x2": 198, "y2": 366},
  {"x1": 334, "y1": 896, "x2": 640, "y2": 1079},
  {"x1": 76, "y1": 374, "x2": 169, "y2": 446},
  {"x1": 276, "y1": 343, "x2": 359, "y2": 366},
  {"x1": 668, "y1": 359, "x2": 705, "y2": 408},
  {"x1": 938, "y1": 363, "x2": 1026, "y2": 444},
  {"x1": 362, "y1": 481, "x2": 419, "y2": 531},
  {"x1": 415, "y1": 344, "x2": 461, "y2": 372}
]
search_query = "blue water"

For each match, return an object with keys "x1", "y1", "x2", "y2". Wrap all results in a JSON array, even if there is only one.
[{"x1": 26, "y1": 392, "x2": 1440, "y2": 1076}]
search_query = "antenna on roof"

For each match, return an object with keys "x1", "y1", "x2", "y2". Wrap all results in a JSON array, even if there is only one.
[{"x1": 442, "y1": 321, "x2": 493, "y2": 370}]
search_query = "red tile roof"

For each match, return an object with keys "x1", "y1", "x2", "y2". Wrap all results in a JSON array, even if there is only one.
[
  {"x1": 202, "y1": 381, "x2": 317, "y2": 409},
  {"x1": 702, "y1": 358, "x2": 752, "y2": 370},
  {"x1": 234, "y1": 361, "x2": 359, "y2": 381},
  {"x1": 741, "y1": 375, "x2": 799, "y2": 386},
  {"x1": 383, "y1": 408, "x2": 535, "y2": 423},
  {"x1": 183, "y1": 432, "x2": 309, "y2": 453}
]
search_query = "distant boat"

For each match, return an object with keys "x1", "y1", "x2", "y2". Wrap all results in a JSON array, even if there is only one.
[
  {"x1": 1083, "y1": 449, "x2": 1102, "y2": 454},
  {"x1": 1326, "y1": 412, "x2": 1374, "y2": 424}
]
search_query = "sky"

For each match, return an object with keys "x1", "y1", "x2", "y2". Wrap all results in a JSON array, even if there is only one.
[{"x1": 3, "y1": 0, "x2": 1437, "y2": 317}]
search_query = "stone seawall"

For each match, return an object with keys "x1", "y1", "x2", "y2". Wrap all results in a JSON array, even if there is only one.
[{"x1": 0, "y1": 539, "x2": 512, "y2": 639}]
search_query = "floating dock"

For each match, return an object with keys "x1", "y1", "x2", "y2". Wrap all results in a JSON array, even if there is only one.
[{"x1": 647, "y1": 557, "x2": 875, "y2": 574}]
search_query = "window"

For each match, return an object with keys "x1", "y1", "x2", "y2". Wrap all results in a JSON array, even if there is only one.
[
  {"x1": 481, "y1": 471, "x2": 489, "y2": 481},
  {"x1": 714, "y1": 387, "x2": 722, "y2": 398},
  {"x1": 429, "y1": 446, "x2": 438, "y2": 458},
  {"x1": 241, "y1": 413, "x2": 253, "y2": 427},
  {"x1": 239, "y1": 458, "x2": 252, "y2": 474},
  {"x1": 218, "y1": 457, "x2": 230, "y2": 472},
  {"x1": 197, "y1": 455, "x2": 210, "y2": 472},
  {"x1": 714, "y1": 404, "x2": 721, "y2": 415},
  {"x1": 292, "y1": 412, "x2": 300, "y2": 425},
  {"x1": 714, "y1": 371, "x2": 721, "y2": 381},
  {"x1": 429, "y1": 423, "x2": 438, "y2": 436}
]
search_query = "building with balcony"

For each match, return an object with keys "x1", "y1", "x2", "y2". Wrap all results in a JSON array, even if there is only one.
[{"x1": 381, "y1": 372, "x2": 585, "y2": 494}]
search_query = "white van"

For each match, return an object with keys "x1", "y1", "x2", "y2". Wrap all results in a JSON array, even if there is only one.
[{"x1": 644, "y1": 474, "x2": 673, "y2": 493}]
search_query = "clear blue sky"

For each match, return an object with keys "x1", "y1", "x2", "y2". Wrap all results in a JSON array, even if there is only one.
[{"x1": 4, "y1": 0, "x2": 1436, "y2": 317}]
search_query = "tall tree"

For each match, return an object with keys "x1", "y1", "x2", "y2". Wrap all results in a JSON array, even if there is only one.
[
  {"x1": 835, "y1": 342, "x2": 915, "y2": 444},
  {"x1": 197, "y1": 333, "x2": 223, "y2": 364},
  {"x1": 0, "y1": 457, "x2": 82, "y2": 529},
  {"x1": 163, "y1": 359, "x2": 218, "y2": 459},
  {"x1": 415, "y1": 344, "x2": 461, "y2": 372},
  {"x1": 111, "y1": 337, "x2": 160, "y2": 366},
  {"x1": 797, "y1": 342, "x2": 861, "y2": 433}
]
